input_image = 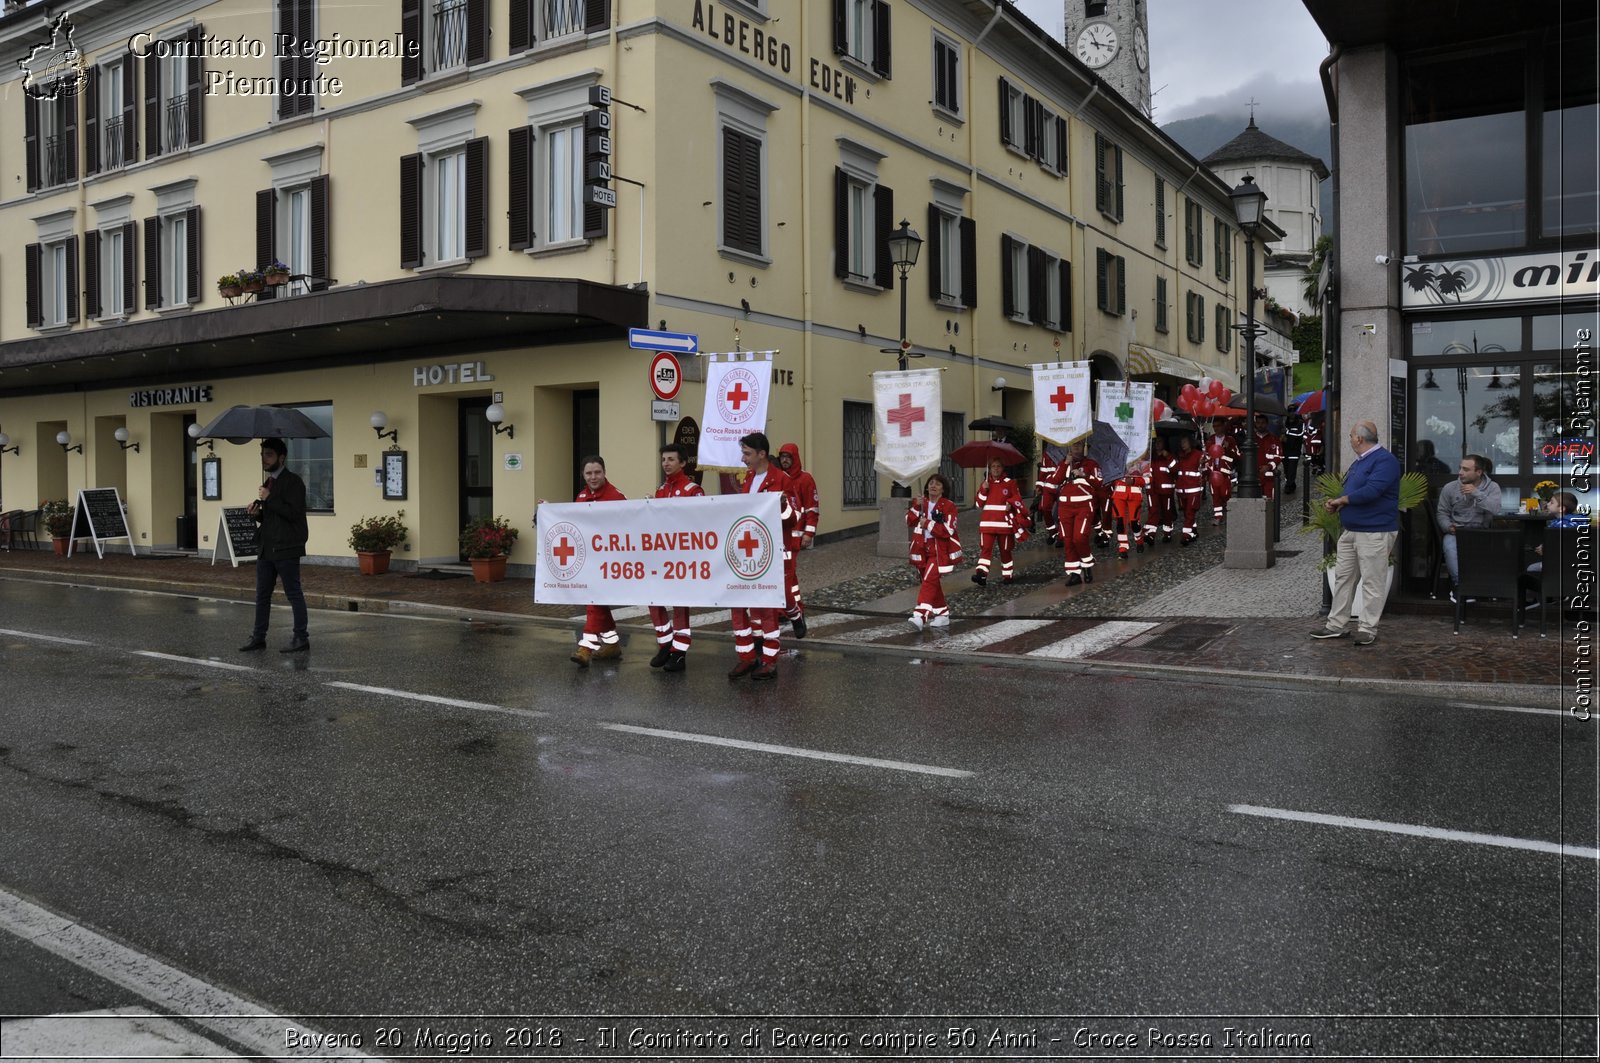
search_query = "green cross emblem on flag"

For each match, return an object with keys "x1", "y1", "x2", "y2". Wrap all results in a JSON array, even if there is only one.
[{"x1": 1115, "y1": 401, "x2": 1135, "y2": 422}]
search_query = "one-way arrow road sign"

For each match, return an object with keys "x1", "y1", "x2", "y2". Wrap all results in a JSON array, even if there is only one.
[{"x1": 628, "y1": 328, "x2": 699, "y2": 354}]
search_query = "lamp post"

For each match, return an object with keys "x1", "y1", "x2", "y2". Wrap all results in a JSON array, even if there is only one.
[
  {"x1": 884, "y1": 219, "x2": 922, "y2": 496},
  {"x1": 1230, "y1": 174, "x2": 1267, "y2": 499}
]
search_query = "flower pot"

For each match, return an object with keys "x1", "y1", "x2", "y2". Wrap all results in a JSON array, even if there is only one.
[
  {"x1": 52, "y1": 536, "x2": 69, "y2": 557},
  {"x1": 265, "y1": 273, "x2": 289, "y2": 287},
  {"x1": 357, "y1": 549, "x2": 391, "y2": 575},
  {"x1": 243, "y1": 279, "x2": 265, "y2": 293},
  {"x1": 470, "y1": 555, "x2": 507, "y2": 583},
  {"x1": 219, "y1": 285, "x2": 243, "y2": 298}
]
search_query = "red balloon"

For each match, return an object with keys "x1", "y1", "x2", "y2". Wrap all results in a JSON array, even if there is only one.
[
  {"x1": 1174, "y1": 393, "x2": 1194, "y2": 413},
  {"x1": 1207, "y1": 379, "x2": 1226, "y2": 400},
  {"x1": 1196, "y1": 397, "x2": 1217, "y2": 417},
  {"x1": 1216, "y1": 388, "x2": 1233, "y2": 408},
  {"x1": 1179, "y1": 383, "x2": 1199, "y2": 402},
  {"x1": 1152, "y1": 399, "x2": 1169, "y2": 422}
]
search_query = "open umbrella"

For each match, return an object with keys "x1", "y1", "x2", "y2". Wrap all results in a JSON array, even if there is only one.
[
  {"x1": 966, "y1": 415, "x2": 1015, "y2": 433},
  {"x1": 1295, "y1": 390, "x2": 1326, "y2": 415},
  {"x1": 947, "y1": 440, "x2": 1026, "y2": 469},
  {"x1": 1224, "y1": 392, "x2": 1287, "y2": 415},
  {"x1": 196, "y1": 404, "x2": 332, "y2": 444}
]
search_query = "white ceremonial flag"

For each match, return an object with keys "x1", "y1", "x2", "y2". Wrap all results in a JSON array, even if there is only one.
[
  {"x1": 873, "y1": 368, "x2": 942, "y2": 486},
  {"x1": 1096, "y1": 380, "x2": 1155, "y2": 463},
  {"x1": 1032, "y1": 362, "x2": 1093, "y2": 445},
  {"x1": 535, "y1": 494, "x2": 784, "y2": 607},
  {"x1": 699, "y1": 357, "x2": 773, "y2": 469}
]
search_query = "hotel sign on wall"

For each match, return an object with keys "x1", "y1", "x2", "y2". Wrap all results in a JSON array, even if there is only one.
[
  {"x1": 689, "y1": 1, "x2": 863, "y2": 106},
  {"x1": 1401, "y1": 249, "x2": 1600, "y2": 308}
]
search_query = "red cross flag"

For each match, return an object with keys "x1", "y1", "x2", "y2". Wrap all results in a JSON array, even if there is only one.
[
  {"x1": 1096, "y1": 379, "x2": 1155, "y2": 462},
  {"x1": 1032, "y1": 362, "x2": 1093, "y2": 445},
  {"x1": 699, "y1": 356, "x2": 773, "y2": 469},
  {"x1": 873, "y1": 368, "x2": 942, "y2": 487}
]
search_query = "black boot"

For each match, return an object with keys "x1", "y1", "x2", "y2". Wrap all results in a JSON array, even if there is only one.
[
  {"x1": 662, "y1": 651, "x2": 687, "y2": 673},
  {"x1": 971, "y1": 570, "x2": 987, "y2": 586},
  {"x1": 1082, "y1": 568, "x2": 1094, "y2": 583},
  {"x1": 649, "y1": 646, "x2": 672, "y2": 668}
]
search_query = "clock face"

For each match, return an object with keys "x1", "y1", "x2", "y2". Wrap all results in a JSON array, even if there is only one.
[
  {"x1": 1075, "y1": 21, "x2": 1119, "y2": 69},
  {"x1": 1134, "y1": 26, "x2": 1149, "y2": 71}
]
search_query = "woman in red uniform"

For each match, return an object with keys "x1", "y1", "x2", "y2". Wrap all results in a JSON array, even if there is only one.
[
  {"x1": 907, "y1": 473, "x2": 963, "y2": 629},
  {"x1": 571, "y1": 456, "x2": 625, "y2": 667},
  {"x1": 972, "y1": 458, "x2": 1026, "y2": 585}
]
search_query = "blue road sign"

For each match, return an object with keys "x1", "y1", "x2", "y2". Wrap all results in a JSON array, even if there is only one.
[{"x1": 628, "y1": 328, "x2": 699, "y2": 354}]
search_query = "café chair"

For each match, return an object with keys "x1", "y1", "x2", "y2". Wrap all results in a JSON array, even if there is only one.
[
  {"x1": 0, "y1": 510, "x2": 19, "y2": 550},
  {"x1": 1521, "y1": 526, "x2": 1588, "y2": 639},
  {"x1": 1453, "y1": 527, "x2": 1524, "y2": 638}
]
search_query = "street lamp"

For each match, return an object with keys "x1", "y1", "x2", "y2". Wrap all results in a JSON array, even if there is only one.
[
  {"x1": 1229, "y1": 174, "x2": 1268, "y2": 499},
  {"x1": 884, "y1": 219, "x2": 922, "y2": 497}
]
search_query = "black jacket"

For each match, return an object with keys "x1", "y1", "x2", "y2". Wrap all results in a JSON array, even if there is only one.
[{"x1": 254, "y1": 468, "x2": 309, "y2": 560}]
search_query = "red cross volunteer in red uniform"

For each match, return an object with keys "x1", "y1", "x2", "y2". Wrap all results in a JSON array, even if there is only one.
[
  {"x1": 647, "y1": 443, "x2": 704, "y2": 674},
  {"x1": 1145, "y1": 438, "x2": 1178, "y2": 543},
  {"x1": 1040, "y1": 443, "x2": 1099, "y2": 584},
  {"x1": 1253, "y1": 413, "x2": 1284, "y2": 500},
  {"x1": 776, "y1": 443, "x2": 818, "y2": 639},
  {"x1": 1173, "y1": 435, "x2": 1206, "y2": 545},
  {"x1": 570, "y1": 456, "x2": 626, "y2": 667},
  {"x1": 729, "y1": 433, "x2": 794, "y2": 682},
  {"x1": 1205, "y1": 430, "x2": 1238, "y2": 524},
  {"x1": 907, "y1": 473, "x2": 963, "y2": 628},
  {"x1": 972, "y1": 457, "x2": 1026, "y2": 585}
]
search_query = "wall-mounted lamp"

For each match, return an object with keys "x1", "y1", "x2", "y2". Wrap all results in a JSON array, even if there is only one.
[
  {"x1": 0, "y1": 431, "x2": 18, "y2": 456},
  {"x1": 56, "y1": 430, "x2": 82, "y2": 454},
  {"x1": 113, "y1": 426, "x2": 140, "y2": 453},
  {"x1": 187, "y1": 422, "x2": 214, "y2": 451},
  {"x1": 991, "y1": 376, "x2": 1008, "y2": 392},
  {"x1": 370, "y1": 411, "x2": 399, "y2": 446},
  {"x1": 485, "y1": 402, "x2": 515, "y2": 439},
  {"x1": 1374, "y1": 253, "x2": 1420, "y2": 266}
]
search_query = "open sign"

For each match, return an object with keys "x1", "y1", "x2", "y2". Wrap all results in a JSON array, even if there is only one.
[{"x1": 650, "y1": 351, "x2": 682, "y2": 401}]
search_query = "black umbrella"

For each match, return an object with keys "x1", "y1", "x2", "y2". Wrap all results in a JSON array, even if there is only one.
[
  {"x1": 966, "y1": 415, "x2": 1015, "y2": 432},
  {"x1": 196, "y1": 404, "x2": 331, "y2": 444},
  {"x1": 1225, "y1": 392, "x2": 1287, "y2": 415}
]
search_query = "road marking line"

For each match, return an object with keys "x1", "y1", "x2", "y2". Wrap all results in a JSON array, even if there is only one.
[
  {"x1": 0, "y1": 627, "x2": 92, "y2": 646},
  {"x1": 1027, "y1": 620, "x2": 1156, "y2": 660},
  {"x1": 790, "y1": 611, "x2": 856, "y2": 632},
  {"x1": 692, "y1": 609, "x2": 732, "y2": 626},
  {"x1": 929, "y1": 618, "x2": 1054, "y2": 652},
  {"x1": 326, "y1": 681, "x2": 548, "y2": 719},
  {"x1": 2, "y1": 1008, "x2": 240, "y2": 1057},
  {"x1": 609, "y1": 605, "x2": 653, "y2": 620},
  {"x1": 1229, "y1": 803, "x2": 1600, "y2": 860},
  {"x1": 0, "y1": 888, "x2": 391, "y2": 1060},
  {"x1": 601, "y1": 723, "x2": 975, "y2": 778},
  {"x1": 828, "y1": 621, "x2": 927, "y2": 643},
  {"x1": 1447, "y1": 701, "x2": 1575, "y2": 719},
  {"x1": 132, "y1": 651, "x2": 255, "y2": 673}
]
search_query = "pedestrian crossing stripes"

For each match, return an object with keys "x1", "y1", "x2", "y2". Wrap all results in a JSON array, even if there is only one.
[
  {"x1": 1025, "y1": 620, "x2": 1158, "y2": 660},
  {"x1": 925, "y1": 618, "x2": 1054, "y2": 652}
]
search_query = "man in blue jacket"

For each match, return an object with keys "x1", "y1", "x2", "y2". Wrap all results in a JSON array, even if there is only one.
[{"x1": 1311, "y1": 420, "x2": 1400, "y2": 646}]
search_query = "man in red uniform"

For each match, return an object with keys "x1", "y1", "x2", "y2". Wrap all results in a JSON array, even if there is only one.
[
  {"x1": 1252, "y1": 413, "x2": 1284, "y2": 500},
  {"x1": 1172, "y1": 434, "x2": 1206, "y2": 545},
  {"x1": 729, "y1": 432, "x2": 795, "y2": 681},
  {"x1": 570, "y1": 455, "x2": 625, "y2": 667},
  {"x1": 1144, "y1": 437, "x2": 1177, "y2": 544},
  {"x1": 1204, "y1": 429, "x2": 1238, "y2": 524},
  {"x1": 1040, "y1": 442, "x2": 1098, "y2": 584},
  {"x1": 972, "y1": 457, "x2": 1026, "y2": 584},
  {"x1": 647, "y1": 443, "x2": 704, "y2": 673},
  {"x1": 776, "y1": 443, "x2": 817, "y2": 639}
]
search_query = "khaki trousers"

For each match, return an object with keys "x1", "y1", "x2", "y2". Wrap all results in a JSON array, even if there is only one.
[{"x1": 1327, "y1": 530, "x2": 1398, "y2": 633}]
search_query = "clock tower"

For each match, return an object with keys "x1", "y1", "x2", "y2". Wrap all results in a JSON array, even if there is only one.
[{"x1": 1063, "y1": 0, "x2": 1151, "y2": 117}]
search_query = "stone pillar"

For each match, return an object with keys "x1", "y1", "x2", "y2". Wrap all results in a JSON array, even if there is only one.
[
  {"x1": 1223, "y1": 497, "x2": 1275, "y2": 569},
  {"x1": 877, "y1": 497, "x2": 908, "y2": 557}
]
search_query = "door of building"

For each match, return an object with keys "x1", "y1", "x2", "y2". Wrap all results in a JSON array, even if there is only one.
[
  {"x1": 459, "y1": 397, "x2": 493, "y2": 560},
  {"x1": 572, "y1": 389, "x2": 599, "y2": 496}
]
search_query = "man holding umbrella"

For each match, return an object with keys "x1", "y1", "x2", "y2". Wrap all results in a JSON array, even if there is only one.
[{"x1": 239, "y1": 438, "x2": 310, "y2": 653}]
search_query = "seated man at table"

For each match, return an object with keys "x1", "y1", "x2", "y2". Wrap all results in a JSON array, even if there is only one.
[
  {"x1": 1437, "y1": 453, "x2": 1502, "y2": 603},
  {"x1": 1521, "y1": 491, "x2": 1586, "y2": 600}
]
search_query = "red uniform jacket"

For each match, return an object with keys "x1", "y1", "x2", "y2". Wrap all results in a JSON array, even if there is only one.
[
  {"x1": 739, "y1": 464, "x2": 797, "y2": 538},
  {"x1": 1173, "y1": 449, "x2": 1206, "y2": 494},
  {"x1": 1150, "y1": 452, "x2": 1177, "y2": 494},
  {"x1": 975, "y1": 475, "x2": 1027, "y2": 534},
  {"x1": 907, "y1": 496, "x2": 963, "y2": 571},
  {"x1": 577, "y1": 481, "x2": 626, "y2": 504},
  {"x1": 777, "y1": 443, "x2": 820, "y2": 544},
  {"x1": 655, "y1": 471, "x2": 705, "y2": 500},
  {"x1": 1255, "y1": 431, "x2": 1283, "y2": 476},
  {"x1": 1040, "y1": 458, "x2": 1099, "y2": 512}
]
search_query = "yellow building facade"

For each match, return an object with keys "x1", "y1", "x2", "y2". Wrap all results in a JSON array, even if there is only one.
[{"x1": 0, "y1": 0, "x2": 1257, "y2": 567}]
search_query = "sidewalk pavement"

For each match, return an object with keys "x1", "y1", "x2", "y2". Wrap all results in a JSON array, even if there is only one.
[{"x1": 0, "y1": 521, "x2": 1570, "y2": 706}]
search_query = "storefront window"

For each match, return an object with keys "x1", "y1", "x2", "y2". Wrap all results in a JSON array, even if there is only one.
[
  {"x1": 1530, "y1": 308, "x2": 1599, "y2": 350},
  {"x1": 1414, "y1": 366, "x2": 1520, "y2": 474},
  {"x1": 1542, "y1": 28, "x2": 1599, "y2": 239},
  {"x1": 1404, "y1": 50, "x2": 1526, "y2": 255},
  {"x1": 1409, "y1": 317, "x2": 1521, "y2": 357},
  {"x1": 282, "y1": 402, "x2": 333, "y2": 512}
]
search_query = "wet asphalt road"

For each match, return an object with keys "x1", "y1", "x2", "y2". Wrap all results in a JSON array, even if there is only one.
[{"x1": 0, "y1": 581, "x2": 1595, "y2": 1057}]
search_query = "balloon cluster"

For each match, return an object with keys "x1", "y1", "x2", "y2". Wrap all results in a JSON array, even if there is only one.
[{"x1": 1173, "y1": 377, "x2": 1233, "y2": 419}]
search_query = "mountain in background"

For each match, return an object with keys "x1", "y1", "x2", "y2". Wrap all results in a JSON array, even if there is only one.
[{"x1": 1161, "y1": 114, "x2": 1336, "y2": 229}]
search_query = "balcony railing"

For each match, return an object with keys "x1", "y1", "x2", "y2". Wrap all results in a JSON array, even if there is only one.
[
  {"x1": 103, "y1": 115, "x2": 125, "y2": 170},
  {"x1": 432, "y1": 0, "x2": 468, "y2": 69},
  {"x1": 42, "y1": 133, "x2": 70, "y2": 186},
  {"x1": 164, "y1": 96, "x2": 189, "y2": 153},
  {"x1": 543, "y1": 0, "x2": 585, "y2": 38}
]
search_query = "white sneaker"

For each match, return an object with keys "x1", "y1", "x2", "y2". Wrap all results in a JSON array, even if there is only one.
[
  {"x1": 929, "y1": 614, "x2": 950, "y2": 628},
  {"x1": 908, "y1": 613, "x2": 925, "y2": 630}
]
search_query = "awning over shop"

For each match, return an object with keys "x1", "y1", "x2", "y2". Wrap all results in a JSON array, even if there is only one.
[{"x1": 1125, "y1": 345, "x2": 1238, "y2": 390}]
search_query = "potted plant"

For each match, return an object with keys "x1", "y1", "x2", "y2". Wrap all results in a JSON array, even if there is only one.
[
  {"x1": 347, "y1": 509, "x2": 407, "y2": 575},
  {"x1": 217, "y1": 273, "x2": 243, "y2": 298},
  {"x1": 1305, "y1": 469, "x2": 1430, "y2": 611},
  {"x1": 239, "y1": 268, "x2": 267, "y2": 294},
  {"x1": 40, "y1": 498, "x2": 73, "y2": 555},
  {"x1": 460, "y1": 514, "x2": 518, "y2": 582},
  {"x1": 264, "y1": 259, "x2": 291, "y2": 286}
]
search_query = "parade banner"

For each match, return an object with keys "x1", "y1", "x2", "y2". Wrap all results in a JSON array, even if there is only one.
[
  {"x1": 699, "y1": 356, "x2": 773, "y2": 469},
  {"x1": 1096, "y1": 380, "x2": 1155, "y2": 464},
  {"x1": 1032, "y1": 362, "x2": 1093, "y2": 445},
  {"x1": 873, "y1": 368, "x2": 942, "y2": 486},
  {"x1": 534, "y1": 493, "x2": 784, "y2": 607}
]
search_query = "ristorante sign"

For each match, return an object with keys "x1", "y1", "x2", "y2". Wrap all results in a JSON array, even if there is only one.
[{"x1": 1401, "y1": 249, "x2": 1600, "y2": 308}]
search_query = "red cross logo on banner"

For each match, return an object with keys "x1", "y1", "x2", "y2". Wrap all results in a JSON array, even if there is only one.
[
  {"x1": 887, "y1": 393, "x2": 926, "y2": 437},
  {"x1": 726, "y1": 381, "x2": 750, "y2": 410},
  {"x1": 553, "y1": 538, "x2": 575, "y2": 566},
  {"x1": 1050, "y1": 386, "x2": 1074, "y2": 412},
  {"x1": 737, "y1": 530, "x2": 762, "y2": 558}
]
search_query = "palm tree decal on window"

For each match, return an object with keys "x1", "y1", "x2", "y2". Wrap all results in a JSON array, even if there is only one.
[{"x1": 1403, "y1": 263, "x2": 1468, "y2": 302}]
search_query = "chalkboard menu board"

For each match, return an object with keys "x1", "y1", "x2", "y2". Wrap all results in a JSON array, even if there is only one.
[
  {"x1": 213, "y1": 506, "x2": 260, "y2": 567},
  {"x1": 1389, "y1": 375, "x2": 1408, "y2": 470},
  {"x1": 67, "y1": 487, "x2": 136, "y2": 558}
]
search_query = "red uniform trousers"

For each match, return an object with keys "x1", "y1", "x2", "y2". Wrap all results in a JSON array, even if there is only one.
[
  {"x1": 731, "y1": 607, "x2": 780, "y2": 663},
  {"x1": 580, "y1": 607, "x2": 619, "y2": 651},
  {"x1": 1109, "y1": 482, "x2": 1146, "y2": 555},
  {"x1": 1209, "y1": 467, "x2": 1233, "y2": 522},
  {"x1": 1056, "y1": 501, "x2": 1095, "y2": 575},
  {"x1": 975, "y1": 532, "x2": 1015, "y2": 578},
  {"x1": 915, "y1": 559, "x2": 950, "y2": 619},
  {"x1": 1145, "y1": 488, "x2": 1174, "y2": 536},
  {"x1": 783, "y1": 549, "x2": 804, "y2": 621},
  {"x1": 647, "y1": 605, "x2": 692, "y2": 653},
  {"x1": 1177, "y1": 488, "x2": 1203, "y2": 541}
]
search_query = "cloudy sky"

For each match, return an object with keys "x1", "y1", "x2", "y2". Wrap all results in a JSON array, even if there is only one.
[{"x1": 1010, "y1": 0, "x2": 1331, "y2": 124}]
